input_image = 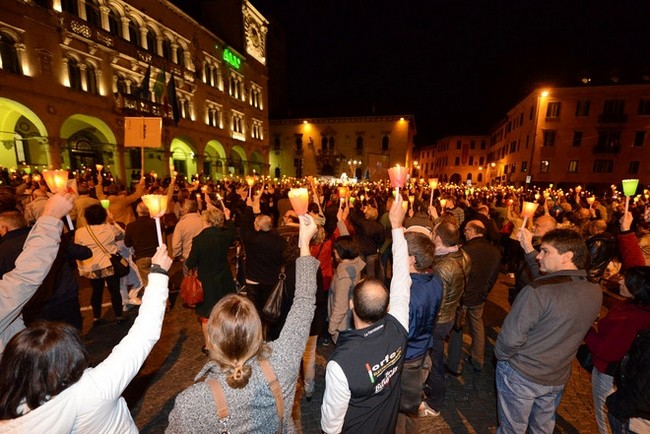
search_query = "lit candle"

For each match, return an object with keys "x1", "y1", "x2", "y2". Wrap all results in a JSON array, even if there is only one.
[
  {"x1": 439, "y1": 198, "x2": 448, "y2": 210},
  {"x1": 587, "y1": 196, "x2": 595, "y2": 206},
  {"x1": 388, "y1": 164, "x2": 408, "y2": 197},
  {"x1": 95, "y1": 164, "x2": 103, "y2": 172},
  {"x1": 141, "y1": 194, "x2": 168, "y2": 246},
  {"x1": 100, "y1": 199, "x2": 110, "y2": 209},
  {"x1": 408, "y1": 195, "x2": 415, "y2": 210},
  {"x1": 338, "y1": 186, "x2": 349, "y2": 199},
  {"x1": 32, "y1": 174, "x2": 41, "y2": 183},
  {"x1": 575, "y1": 186, "x2": 582, "y2": 195},
  {"x1": 288, "y1": 188, "x2": 309, "y2": 215},
  {"x1": 622, "y1": 179, "x2": 640, "y2": 214},
  {"x1": 521, "y1": 201, "x2": 539, "y2": 228},
  {"x1": 246, "y1": 176, "x2": 255, "y2": 197},
  {"x1": 428, "y1": 177, "x2": 439, "y2": 191},
  {"x1": 42, "y1": 169, "x2": 74, "y2": 229}
]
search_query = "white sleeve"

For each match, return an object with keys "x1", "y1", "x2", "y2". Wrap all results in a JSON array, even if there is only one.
[
  {"x1": 321, "y1": 361, "x2": 351, "y2": 434},
  {"x1": 388, "y1": 228, "x2": 411, "y2": 330}
]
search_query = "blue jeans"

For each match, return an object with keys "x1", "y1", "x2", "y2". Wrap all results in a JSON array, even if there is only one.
[
  {"x1": 592, "y1": 367, "x2": 615, "y2": 434},
  {"x1": 422, "y1": 320, "x2": 454, "y2": 411},
  {"x1": 496, "y1": 360, "x2": 565, "y2": 434}
]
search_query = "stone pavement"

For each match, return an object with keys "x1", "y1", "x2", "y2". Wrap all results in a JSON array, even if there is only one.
[{"x1": 80, "y1": 267, "x2": 605, "y2": 433}]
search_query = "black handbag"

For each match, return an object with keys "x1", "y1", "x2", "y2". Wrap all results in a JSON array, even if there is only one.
[
  {"x1": 262, "y1": 266, "x2": 286, "y2": 323},
  {"x1": 87, "y1": 225, "x2": 131, "y2": 278},
  {"x1": 576, "y1": 344, "x2": 594, "y2": 373}
]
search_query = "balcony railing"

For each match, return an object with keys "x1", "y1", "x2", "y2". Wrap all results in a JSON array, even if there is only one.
[
  {"x1": 117, "y1": 94, "x2": 174, "y2": 122},
  {"x1": 598, "y1": 113, "x2": 628, "y2": 123},
  {"x1": 593, "y1": 144, "x2": 621, "y2": 154}
]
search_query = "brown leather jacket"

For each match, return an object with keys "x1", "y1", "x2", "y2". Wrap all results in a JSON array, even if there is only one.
[{"x1": 433, "y1": 248, "x2": 472, "y2": 324}]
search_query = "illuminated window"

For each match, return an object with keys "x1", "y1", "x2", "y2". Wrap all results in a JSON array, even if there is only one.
[
  {"x1": 540, "y1": 160, "x2": 549, "y2": 173},
  {"x1": 568, "y1": 160, "x2": 578, "y2": 173},
  {"x1": 251, "y1": 119, "x2": 264, "y2": 140},
  {"x1": 546, "y1": 102, "x2": 561, "y2": 118},
  {"x1": 0, "y1": 32, "x2": 21, "y2": 75}
]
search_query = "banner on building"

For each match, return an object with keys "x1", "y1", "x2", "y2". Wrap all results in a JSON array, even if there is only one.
[{"x1": 124, "y1": 117, "x2": 162, "y2": 148}]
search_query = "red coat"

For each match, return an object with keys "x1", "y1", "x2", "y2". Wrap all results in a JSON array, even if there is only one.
[{"x1": 585, "y1": 301, "x2": 650, "y2": 373}]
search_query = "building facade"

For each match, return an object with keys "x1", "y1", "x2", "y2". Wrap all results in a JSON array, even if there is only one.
[
  {"x1": 0, "y1": 0, "x2": 269, "y2": 183},
  {"x1": 269, "y1": 115, "x2": 416, "y2": 181},
  {"x1": 414, "y1": 135, "x2": 489, "y2": 186},
  {"x1": 486, "y1": 84, "x2": 650, "y2": 190}
]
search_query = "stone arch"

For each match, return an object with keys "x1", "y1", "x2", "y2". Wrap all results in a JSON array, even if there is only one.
[
  {"x1": 205, "y1": 140, "x2": 227, "y2": 179},
  {"x1": 229, "y1": 145, "x2": 247, "y2": 176},
  {"x1": 0, "y1": 98, "x2": 48, "y2": 169},
  {"x1": 449, "y1": 173, "x2": 461, "y2": 184},
  {"x1": 170, "y1": 138, "x2": 197, "y2": 180},
  {"x1": 60, "y1": 114, "x2": 117, "y2": 173},
  {"x1": 249, "y1": 150, "x2": 264, "y2": 175}
]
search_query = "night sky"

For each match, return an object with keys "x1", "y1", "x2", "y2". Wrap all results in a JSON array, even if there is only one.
[{"x1": 255, "y1": 0, "x2": 650, "y2": 145}]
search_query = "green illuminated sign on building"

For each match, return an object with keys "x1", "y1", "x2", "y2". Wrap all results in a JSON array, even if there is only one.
[{"x1": 223, "y1": 48, "x2": 241, "y2": 69}]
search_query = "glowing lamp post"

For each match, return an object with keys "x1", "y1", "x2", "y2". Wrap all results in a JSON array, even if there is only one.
[
  {"x1": 141, "y1": 194, "x2": 168, "y2": 246},
  {"x1": 388, "y1": 165, "x2": 408, "y2": 197},
  {"x1": 521, "y1": 201, "x2": 539, "y2": 229},
  {"x1": 622, "y1": 179, "x2": 640, "y2": 214},
  {"x1": 42, "y1": 170, "x2": 74, "y2": 229},
  {"x1": 288, "y1": 188, "x2": 309, "y2": 215}
]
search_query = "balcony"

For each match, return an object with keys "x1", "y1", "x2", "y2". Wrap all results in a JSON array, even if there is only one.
[
  {"x1": 593, "y1": 144, "x2": 621, "y2": 154},
  {"x1": 117, "y1": 94, "x2": 174, "y2": 123},
  {"x1": 598, "y1": 113, "x2": 628, "y2": 123}
]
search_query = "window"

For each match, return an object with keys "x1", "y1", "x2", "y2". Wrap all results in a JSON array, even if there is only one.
[
  {"x1": 629, "y1": 161, "x2": 640, "y2": 174},
  {"x1": 85, "y1": 0, "x2": 101, "y2": 28},
  {"x1": 479, "y1": 156, "x2": 484, "y2": 165},
  {"x1": 529, "y1": 105, "x2": 535, "y2": 120},
  {"x1": 511, "y1": 163, "x2": 516, "y2": 173},
  {"x1": 543, "y1": 130, "x2": 556, "y2": 146},
  {"x1": 468, "y1": 156, "x2": 474, "y2": 166},
  {"x1": 163, "y1": 40, "x2": 173, "y2": 61},
  {"x1": 477, "y1": 173, "x2": 483, "y2": 182},
  {"x1": 0, "y1": 32, "x2": 21, "y2": 75},
  {"x1": 510, "y1": 141, "x2": 516, "y2": 153},
  {"x1": 456, "y1": 140, "x2": 461, "y2": 150},
  {"x1": 356, "y1": 136, "x2": 364, "y2": 151},
  {"x1": 108, "y1": 9, "x2": 121, "y2": 36},
  {"x1": 470, "y1": 140, "x2": 475, "y2": 150},
  {"x1": 177, "y1": 46, "x2": 185, "y2": 67},
  {"x1": 572, "y1": 131, "x2": 583, "y2": 147},
  {"x1": 521, "y1": 161, "x2": 528, "y2": 172},
  {"x1": 602, "y1": 99, "x2": 625, "y2": 118},
  {"x1": 251, "y1": 119, "x2": 263, "y2": 140},
  {"x1": 596, "y1": 131, "x2": 621, "y2": 152},
  {"x1": 638, "y1": 99, "x2": 650, "y2": 115},
  {"x1": 454, "y1": 157, "x2": 460, "y2": 166},
  {"x1": 146, "y1": 30, "x2": 156, "y2": 55},
  {"x1": 127, "y1": 19, "x2": 140, "y2": 45},
  {"x1": 480, "y1": 140, "x2": 486, "y2": 150},
  {"x1": 67, "y1": 58, "x2": 83, "y2": 90},
  {"x1": 634, "y1": 131, "x2": 645, "y2": 147},
  {"x1": 381, "y1": 135, "x2": 389, "y2": 151},
  {"x1": 540, "y1": 160, "x2": 550, "y2": 173},
  {"x1": 593, "y1": 159, "x2": 614, "y2": 173},
  {"x1": 86, "y1": 64, "x2": 98, "y2": 94},
  {"x1": 546, "y1": 102, "x2": 561, "y2": 118},
  {"x1": 576, "y1": 100, "x2": 591, "y2": 117},
  {"x1": 568, "y1": 160, "x2": 579, "y2": 173}
]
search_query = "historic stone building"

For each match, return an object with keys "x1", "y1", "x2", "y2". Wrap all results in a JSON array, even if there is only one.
[
  {"x1": 269, "y1": 115, "x2": 416, "y2": 181},
  {"x1": 0, "y1": 0, "x2": 269, "y2": 183},
  {"x1": 414, "y1": 135, "x2": 489, "y2": 186}
]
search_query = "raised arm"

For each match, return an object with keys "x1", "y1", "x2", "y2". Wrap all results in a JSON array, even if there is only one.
[{"x1": 388, "y1": 194, "x2": 411, "y2": 330}]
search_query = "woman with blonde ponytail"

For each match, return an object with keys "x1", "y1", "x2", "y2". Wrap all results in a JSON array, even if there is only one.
[{"x1": 167, "y1": 214, "x2": 320, "y2": 433}]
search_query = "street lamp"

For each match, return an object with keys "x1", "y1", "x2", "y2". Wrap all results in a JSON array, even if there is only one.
[{"x1": 412, "y1": 161, "x2": 420, "y2": 177}]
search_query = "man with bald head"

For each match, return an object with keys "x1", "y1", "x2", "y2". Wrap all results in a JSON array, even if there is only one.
[
  {"x1": 510, "y1": 214, "x2": 557, "y2": 304},
  {"x1": 448, "y1": 219, "x2": 501, "y2": 374},
  {"x1": 321, "y1": 195, "x2": 410, "y2": 434}
]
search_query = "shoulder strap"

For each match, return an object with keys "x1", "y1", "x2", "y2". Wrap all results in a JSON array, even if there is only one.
[
  {"x1": 86, "y1": 225, "x2": 110, "y2": 256},
  {"x1": 258, "y1": 358, "x2": 284, "y2": 434},
  {"x1": 207, "y1": 379, "x2": 229, "y2": 420}
]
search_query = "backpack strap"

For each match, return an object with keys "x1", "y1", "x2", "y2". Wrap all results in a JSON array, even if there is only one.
[
  {"x1": 258, "y1": 358, "x2": 284, "y2": 434},
  {"x1": 206, "y1": 359, "x2": 284, "y2": 434}
]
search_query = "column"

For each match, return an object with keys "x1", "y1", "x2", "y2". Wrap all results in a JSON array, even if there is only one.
[
  {"x1": 77, "y1": 0, "x2": 87, "y2": 20},
  {"x1": 61, "y1": 58, "x2": 70, "y2": 87},
  {"x1": 79, "y1": 64, "x2": 88, "y2": 91},
  {"x1": 156, "y1": 36, "x2": 164, "y2": 57},
  {"x1": 99, "y1": 6, "x2": 110, "y2": 31},
  {"x1": 139, "y1": 28, "x2": 148, "y2": 49},
  {"x1": 112, "y1": 74, "x2": 118, "y2": 93},
  {"x1": 121, "y1": 18, "x2": 130, "y2": 41},
  {"x1": 184, "y1": 51, "x2": 192, "y2": 70},
  {"x1": 171, "y1": 43, "x2": 178, "y2": 63}
]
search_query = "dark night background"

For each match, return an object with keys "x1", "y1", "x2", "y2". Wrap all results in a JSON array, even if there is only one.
[{"x1": 177, "y1": 1, "x2": 650, "y2": 145}]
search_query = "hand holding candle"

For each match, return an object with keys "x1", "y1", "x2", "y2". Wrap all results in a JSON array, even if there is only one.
[
  {"x1": 521, "y1": 201, "x2": 539, "y2": 228},
  {"x1": 388, "y1": 165, "x2": 408, "y2": 197},
  {"x1": 622, "y1": 179, "x2": 639, "y2": 214},
  {"x1": 42, "y1": 170, "x2": 74, "y2": 229},
  {"x1": 246, "y1": 176, "x2": 255, "y2": 198},
  {"x1": 141, "y1": 194, "x2": 168, "y2": 246},
  {"x1": 288, "y1": 188, "x2": 309, "y2": 215}
]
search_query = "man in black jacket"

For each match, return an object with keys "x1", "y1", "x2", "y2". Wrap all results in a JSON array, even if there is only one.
[
  {"x1": 585, "y1": 219, "x2": 617, "y2": 283},
  {"x1": 448, "y1": 220, "x2": 501, "y2": 374}
]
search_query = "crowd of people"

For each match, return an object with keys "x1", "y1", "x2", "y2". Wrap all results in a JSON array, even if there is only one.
[{"x1": 0, "y1": 168, "x2": 649, "y2": 433}]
